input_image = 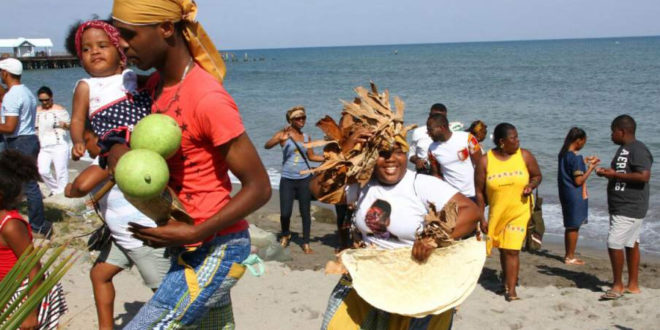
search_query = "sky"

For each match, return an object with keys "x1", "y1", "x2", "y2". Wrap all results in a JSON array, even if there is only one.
[{"x1": 1, "y1": 0, "x2": 660, "y2": 52}]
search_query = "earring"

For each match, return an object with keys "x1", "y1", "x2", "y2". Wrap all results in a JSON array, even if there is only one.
[{"x1": 499, "y1": 144, "x2": 504, "y2": 149}]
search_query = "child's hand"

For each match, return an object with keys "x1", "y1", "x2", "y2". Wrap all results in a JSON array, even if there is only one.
[{"x1": 72, "y1": 143, "x2": 86, "y2": 160}]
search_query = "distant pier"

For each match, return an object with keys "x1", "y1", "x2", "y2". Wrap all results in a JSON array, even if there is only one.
[{"x1": 17, "y1": 55, "x2": 79, "y2": 70}]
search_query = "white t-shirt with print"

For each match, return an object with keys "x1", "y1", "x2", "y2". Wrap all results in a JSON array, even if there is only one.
[
  {"x1": 428, "y1": 131, "x2": 479, "y2": 197},
  {"x1": 408, "y1": 122, "x2": 467, "y2": 161},
  {"x1": 346, "y1": 170, "x2": 458, "y2": 249}
]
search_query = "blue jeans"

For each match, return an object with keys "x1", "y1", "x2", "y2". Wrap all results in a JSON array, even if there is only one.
[
  {"x1": 6, "y1": 135, "x2": 49, "y2": 234},
  {"x1": 125, "y1": 230, "x2": 251, "y2": 329}
]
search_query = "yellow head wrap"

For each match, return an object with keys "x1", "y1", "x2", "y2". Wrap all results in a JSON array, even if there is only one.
[{"x1": 112, "y1": 0, "x2": 226, "y2": 83}]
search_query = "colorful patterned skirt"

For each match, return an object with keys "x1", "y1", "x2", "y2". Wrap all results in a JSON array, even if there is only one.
[{"x1": 124, "y1": 230, "x2": 250, "y2": 329}]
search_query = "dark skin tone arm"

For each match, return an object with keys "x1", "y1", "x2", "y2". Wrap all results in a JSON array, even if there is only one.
[
  {"x1": 65, "y1": 165, "x2": 109, "y2": 198},
  {"x1": 410, "y1": 155, "x2": 429, "y2": 171},
  {"x1": 1, "y1": 220, "x2": 41, "y2": 329},
  {"x1": 70, "y1": 82, "x2": 90, "y2": 160},
  {"x1": 468, "y1": 134, "x2": 483, "y2": 168},
  {"x1": 264, "y1": 127, "x2": 289, "y2": 149},
  {"x1": 474, "y1": 154, "x2": 489, "y2": 233},
  {"x1": 574, "y1": 158, "x2": 600, "y2": 186},
  {"x1": 596, "y1": 168, "x2": 651, "y2": 183},
  {"x1": 521, "y1": 148, "x2": 542, "y2": 196},
  {"x1": 428, "y1": 152, "x2": 444, "y2": 180},
  {"x1": 0, "y1": 116, "x2": 18, "y2": 134},
  {"x1": 412, "y1": 193, "x2": 481, "y2": 262},
  {"x1": 123, "y1": 133, "x2": 271, "y2": 247}
]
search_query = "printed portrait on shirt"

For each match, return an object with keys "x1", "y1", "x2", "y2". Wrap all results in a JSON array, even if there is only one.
[{"x1": 365, "y1": 199, "x2": 396, "y2": 239}]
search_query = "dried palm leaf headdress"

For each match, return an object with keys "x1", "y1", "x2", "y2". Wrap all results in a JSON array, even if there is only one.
[{"x1": 303, "y1": 82, "x2": 416, "y2": 203}]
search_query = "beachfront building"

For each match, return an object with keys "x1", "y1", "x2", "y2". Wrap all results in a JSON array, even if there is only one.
[{"x1": 0, "y1": 38, "x2": 53, "y2": 57}]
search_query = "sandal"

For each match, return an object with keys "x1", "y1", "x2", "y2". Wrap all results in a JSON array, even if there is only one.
[
  {"x1": 280, "y1": 234, "x2": 291, "y2": 247},
  {"x1": 505, "y1": 293, "x2": 521, "y2": 302},
  {"x1": 600, "y1": 290, "x2": 623, "y2": 300},
  {"x1": 302, "y1": 243, "x2": 313, "y2": 254},
  {"x1": 564, "y1": 257, "x2": 585, "y2": 265}
]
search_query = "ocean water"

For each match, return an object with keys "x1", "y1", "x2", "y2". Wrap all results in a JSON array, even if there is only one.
[{"x1": 21, "y1": 36, "x2": 659, "y2": 254}]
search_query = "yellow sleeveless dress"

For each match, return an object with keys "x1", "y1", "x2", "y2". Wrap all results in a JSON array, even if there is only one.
[{"x1": 485, "y1": 149, "x2": 532, "y2": 255}]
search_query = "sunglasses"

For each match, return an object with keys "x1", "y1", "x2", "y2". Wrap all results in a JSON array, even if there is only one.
[
  {"x1": 292, "y1": 116, "x2": 307, "y2": 121},
  {"x1": 378, "y1": 148, "x2": 405, "y2": 159},
  {"x1": 38, "y1": 98, "x2": 52, "y2": 103}
]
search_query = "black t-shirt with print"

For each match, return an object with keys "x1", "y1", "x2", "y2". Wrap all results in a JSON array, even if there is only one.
[{"x1": 607, "y1": 140, "x2": 653, "y2": 218}]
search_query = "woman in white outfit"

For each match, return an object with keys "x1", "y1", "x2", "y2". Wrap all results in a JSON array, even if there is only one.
[{"x1": 35, "y1": 86, "x2": 70, "y2": 195}]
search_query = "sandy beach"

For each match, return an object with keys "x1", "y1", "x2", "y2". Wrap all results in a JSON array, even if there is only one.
[{"x1": 33, "y1": 164, "x2": 660, "y2": 329}]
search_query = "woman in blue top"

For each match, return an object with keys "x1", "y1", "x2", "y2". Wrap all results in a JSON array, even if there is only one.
[
  {"x1": 265, "y1": 106, "x2": 323, "y2": 253},
  {"x1": 557, "y1": 127, "x2": 599, "y2": 265}
]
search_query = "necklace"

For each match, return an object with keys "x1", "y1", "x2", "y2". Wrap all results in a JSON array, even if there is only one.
[{"x1": 154, "y1": 58, "x2": 194, "y2": 114}]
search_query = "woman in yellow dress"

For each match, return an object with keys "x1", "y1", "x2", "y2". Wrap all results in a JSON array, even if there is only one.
[{"x1": 474, "y1": 122, "x2": 542, "y2": 301}]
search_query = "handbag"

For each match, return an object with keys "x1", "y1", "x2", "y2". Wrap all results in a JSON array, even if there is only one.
[
  {"x1": 87, "y1": 224, "x2": 112, "y2": 251},
  {"x1": 524, "y1": 190, "x2": 545, "y2": 252}
]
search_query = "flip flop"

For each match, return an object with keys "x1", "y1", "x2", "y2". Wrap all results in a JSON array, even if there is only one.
[
  {"x1": 624, "y1": 289, "x2": 641, "y2": 294},
  {"x1": 564, "y1": 257, "x2": 585, "y2": 265},
  {"x1": 600, "y1": 290, "x2": 623, "y2": 300},
  {"x1": 505, "y1": 293, "x2": 521, "y2": 302}
]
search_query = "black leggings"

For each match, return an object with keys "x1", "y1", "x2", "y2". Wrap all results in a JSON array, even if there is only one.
[{"x1": 279, "y1": 176, "x2": 312, "y2": 243}]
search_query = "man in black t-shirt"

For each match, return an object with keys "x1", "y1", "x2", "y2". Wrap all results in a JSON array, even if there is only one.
[{"x1": 596, "y1": 114, "x2": 653, "y2": 300}]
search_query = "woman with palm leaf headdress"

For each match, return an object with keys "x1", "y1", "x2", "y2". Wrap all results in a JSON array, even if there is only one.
[{"x1": 309, "y1": 83, "x2": 482, "y2": 330}]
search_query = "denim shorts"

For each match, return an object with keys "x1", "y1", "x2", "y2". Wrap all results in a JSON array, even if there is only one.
[
  {"x1": 97, "y1": 240, "x2": 170, "y2": 289},
  {"x1": 125, "y1": 230, "x2": 250, "y2": 329}
]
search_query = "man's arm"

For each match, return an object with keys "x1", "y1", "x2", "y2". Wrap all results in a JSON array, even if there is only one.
[
  {"x1": 128, "y1": 133, "x2": 272, "y2": 246},
  {"x1": 468, "y1": 134, "x2": 482, "y2": 168},
  {"x1": 428, "y1": 152, "x2": 443, "y2": 179},
  {"x1": 596, "y1": 168, "x2": 650, "y2": 183},
  {"x1": 0, "y1": 115, "x2": 18, "y2": 134}
]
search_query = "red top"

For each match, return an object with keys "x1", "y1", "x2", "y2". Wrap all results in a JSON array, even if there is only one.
[
  {"x1": 0, "y1": 210, "x2": 32, "y2": 281},
  {"x1": 146, "y1": 64, "x2": 248, "y2": 243}
]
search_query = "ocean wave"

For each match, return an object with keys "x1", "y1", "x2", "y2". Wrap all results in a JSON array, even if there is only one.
[{"x1": 542, "y1": 202, "x2": 660, "y2": 255}]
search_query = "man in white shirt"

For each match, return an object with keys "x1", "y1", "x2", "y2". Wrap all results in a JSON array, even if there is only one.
[
  {"x1": 0, "y1": 58, "x2": 50, "y2": 237},
  {"x1": 408, "y1": 103, "x2": 447, "y2": 173},
  {"x1": 427, "y1": 113, "x2": 482, "y2": 200}
]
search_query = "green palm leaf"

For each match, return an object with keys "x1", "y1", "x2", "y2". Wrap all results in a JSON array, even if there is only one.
[{"x1": 0, "y1": 243, "x2": 78, "y2": 329}]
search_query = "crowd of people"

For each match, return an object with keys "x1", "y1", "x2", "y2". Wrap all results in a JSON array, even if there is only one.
[{"x1": 0, "y1": 1, "x2": 654, "y2": 328}]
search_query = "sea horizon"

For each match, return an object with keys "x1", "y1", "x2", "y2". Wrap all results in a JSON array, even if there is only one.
[{"x1": 21, "y1": 35, "x2": 659, "y2": 255}]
